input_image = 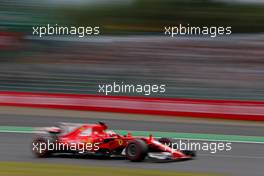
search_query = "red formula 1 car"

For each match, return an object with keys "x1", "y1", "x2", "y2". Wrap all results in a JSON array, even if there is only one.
[{"x1": 32, "y1": 122, "x2": 196, "y2": 162}]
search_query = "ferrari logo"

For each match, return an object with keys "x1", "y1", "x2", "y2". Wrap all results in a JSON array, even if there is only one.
[{"x1": 117, "y1": 139, "x2": 123, "y2": 145}]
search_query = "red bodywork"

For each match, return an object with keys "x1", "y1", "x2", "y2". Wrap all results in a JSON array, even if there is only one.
[{"x1": 44, "y1": 123, "x2": 191, "y2": 161}]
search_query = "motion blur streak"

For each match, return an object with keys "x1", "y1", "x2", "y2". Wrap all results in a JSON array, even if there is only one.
[
  {"x1": 1, "y1": 0, "x2": 264, "y2": 100},
  {"x1": 1, "y1": 35, "x2": 264, "y2": 99},
  {"x1": 0, "y1": 110, "x2": 264, "y2": 176},
  {"x1": 1, "y1": 1, "x2": 264, "y2": 176}
]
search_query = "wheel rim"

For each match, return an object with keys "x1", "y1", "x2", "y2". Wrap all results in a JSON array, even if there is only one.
[{"x1": 128, "y1": 144, "x2": 137, "y2": 156}]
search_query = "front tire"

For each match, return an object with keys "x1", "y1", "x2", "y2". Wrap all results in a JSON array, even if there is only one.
[
  {"x1": 126, "y1": 139, "x2": 148, "y2": 162},
  {"x1": 181, "y1": 150, "x2": 196, "y2": 157}
]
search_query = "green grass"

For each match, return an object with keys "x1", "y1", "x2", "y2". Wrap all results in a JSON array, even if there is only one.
[
  {"x1": 0, "y1": 162, "x2": 220, "y2": 176},
  {"x1": 1, "y1": 126, "x2": 264, "y2": 143}
]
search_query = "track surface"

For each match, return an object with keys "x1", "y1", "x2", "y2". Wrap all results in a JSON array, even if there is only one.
[
  {"x1": 1, "y1": 113, "x2": 264, "y2": 137},
  {"x1": 0, "y1": 108, "x2": 264, "y2": 176}
]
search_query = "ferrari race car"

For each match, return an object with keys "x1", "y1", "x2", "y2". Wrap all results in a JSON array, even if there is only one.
[{"x1": 32, "y1": 122, "x2": 196, "y2": 162}]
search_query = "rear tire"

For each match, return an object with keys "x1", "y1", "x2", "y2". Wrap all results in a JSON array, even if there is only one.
[
  {"x1": 126, "y1": 139, "x2": 148, "y2": 162},
  {"x1": 32, "y1": 136, "x2": 54, "y2": 158}
]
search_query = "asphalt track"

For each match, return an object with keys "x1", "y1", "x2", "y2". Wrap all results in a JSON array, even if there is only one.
[{"x1": 0, "y1": 107, "x2": 264, "y2": 176}]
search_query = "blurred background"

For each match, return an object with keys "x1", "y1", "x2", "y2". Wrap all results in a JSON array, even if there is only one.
[
  {"x1": 1, "y1": 1, "x2": 264, "y2": 176},
  {"x1": 1, "y1": 0, "x2": 264, "y2": 99}
]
